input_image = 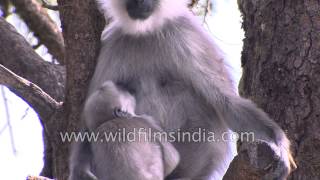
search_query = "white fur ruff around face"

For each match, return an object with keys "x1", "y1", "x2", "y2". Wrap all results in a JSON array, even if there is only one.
[{"x1": 97, "y1": 0, "x2": 190, "y2": 35}]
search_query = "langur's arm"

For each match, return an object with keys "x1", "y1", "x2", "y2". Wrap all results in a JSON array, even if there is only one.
[{"x1": 177, "y1": 57, "x2": 296, "y2": 175}]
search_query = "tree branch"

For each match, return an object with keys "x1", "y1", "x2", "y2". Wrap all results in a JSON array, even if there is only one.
[
  {"x1": 0, "y1": 17, "x2": 65, "y2": 101},
  {"x1": 0, "y1": 12, "x2": 64, "y2": 180},
  {"x1": 10, "y1": 0, "x2": 65, "y2": 64},
  {"x1": 223, "y1": 142, "x2": 289, "y2": 180},
  {"x1": 0, "y1": 0, "x2": 10, "y2": 17},
  {"x1": 27, "y1": 175, "x2": 54, "y2": 180},
  {"x1": 0, "y1": 87, "x2": 17, "y2": 155},
  {"x1": 41, "y1": 0, "x2": 59, "y2": 11},
  {"x1": 0, "y1": 64, "x2": 62, "y2": 120}
]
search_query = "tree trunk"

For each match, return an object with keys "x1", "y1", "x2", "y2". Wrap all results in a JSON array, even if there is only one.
[
  {"x1": 237, "y1": 0, "x2": 320, "y2": 179},
  {"x1": 48, "y1": 0, "x2": 105, "y2": 179}
]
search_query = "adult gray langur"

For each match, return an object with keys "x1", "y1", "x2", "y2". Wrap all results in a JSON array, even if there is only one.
[
  {"x1": 69, "y1": 81, "x2": 179, "y2": 180},
  {"x1": 72, "y1": 0, "x2": 297, "y2": 179}
]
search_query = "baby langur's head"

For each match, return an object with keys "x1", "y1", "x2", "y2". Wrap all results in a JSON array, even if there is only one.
[
  {"x1": 97, "y1": 0, "x2": 190, "y2": 34},
  {"x1": 84, "y1": 81, "x2": 136, "y2": 131}
]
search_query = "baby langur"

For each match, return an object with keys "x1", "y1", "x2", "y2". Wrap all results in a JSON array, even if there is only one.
[
  {"x1": 69, "y1": 81, "x2": 180, "y2": 180},
  {"x1": 83, "y1": 80, "x2": 137, "y2": 131}
]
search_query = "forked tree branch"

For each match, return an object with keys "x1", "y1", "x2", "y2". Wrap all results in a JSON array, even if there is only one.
[
  {"x1": 0, "y1": 17, "x2": 65, "y2": 101},
  {"x1": 0, "y1": 17, "x2": 65, "y2": 179}
]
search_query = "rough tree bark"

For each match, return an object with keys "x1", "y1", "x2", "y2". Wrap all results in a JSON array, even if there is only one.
[
  {"x1": 226, "y1": 0, "x2": 320, "y2": 179},
  {"x1": 53, "y1": 0, "x2": 105, "y2": 179}
]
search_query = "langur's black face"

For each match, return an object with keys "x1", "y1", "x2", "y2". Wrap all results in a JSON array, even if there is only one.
[
  {"x1": 100, "y1": 0, "x2": 188, "y2": 34},
  {"x1": 125, "y1": 0, "x2": 159, "y2": 20}
]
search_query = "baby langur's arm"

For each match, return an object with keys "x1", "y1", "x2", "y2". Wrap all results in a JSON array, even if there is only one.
[{"x1": 68, "y1": 135, "x2": 97, "y2": 180}]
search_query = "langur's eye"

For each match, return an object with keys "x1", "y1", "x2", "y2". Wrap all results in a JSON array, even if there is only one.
[{"x1": 113, "y1": 107, "x2": 122, "y2": 117}]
